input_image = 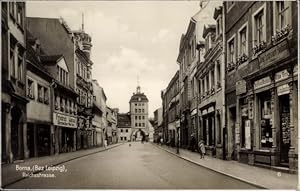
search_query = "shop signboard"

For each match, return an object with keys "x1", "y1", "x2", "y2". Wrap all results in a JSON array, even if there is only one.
[
  {"x1": 258, "y1": 40, "x2": 290, "y2": 70},
  {"x1": 202, "y1": 109, "x2": 208, "y2": 115},
  {"x1": 275, "y1": 69, "x2": 290, "y2": 82},
  {"x1": 236, "y1": 80, "x2": 247, "y2": 95},
  {"x1": 53, "y1": 112, "x2": 77, "y2": 128},
  {"x1": 277, "y1": 84, "x2": 290, "y2": 96},
  {"x1": 254, "y1": 76, "x2": 271, "y2": 90},
  {"x1": 208, "y1": 106, "x2": 214, "y2": 113},
  {"x1": 245, "y1": 120, "x2": 251, "y2": 149}
]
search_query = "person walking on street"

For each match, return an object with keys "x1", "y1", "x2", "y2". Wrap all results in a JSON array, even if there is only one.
[
  {"x1": 104, "y1": 139, "x2": 107, "y2": 149},
  {"x1": 198, "y1": 140, "x2": 205, "y2": 159}
]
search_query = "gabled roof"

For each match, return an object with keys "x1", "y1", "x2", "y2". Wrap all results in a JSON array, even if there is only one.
[{"x1": 41, "y1": 55, "x2": 63, "y2": 63}]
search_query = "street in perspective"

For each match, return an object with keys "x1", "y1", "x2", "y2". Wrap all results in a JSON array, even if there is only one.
[{"x1": 1, "y1": 0, "x2": 299, "y2": 190}]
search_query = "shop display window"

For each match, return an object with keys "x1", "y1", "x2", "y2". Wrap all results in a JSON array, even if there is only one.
[{"x1": 259, "y1": 92, "x2": 273, "y2": 148}]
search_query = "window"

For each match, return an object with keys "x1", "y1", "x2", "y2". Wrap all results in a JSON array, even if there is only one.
[
  {"x1": 27, "y1": 79, "x2": 34, "y2": 99},
  {"x1": 216, "y1": 62, "x2": 221, "y2": 88},
  {"x1": 239, "y1": 26, "x2": 247, "y2": 55},
  {"x1": 120, "y1": 137, "x2": 123, "y2": 141},
  {"x1": 16, "y1": 3, "x2": 24, "y2": 28},
  {"x1": 126, "y1": 129, "x2": 128, "y2": 133},
  {"x1": 135, "y1": 116, "x2": 137, "y2": 120},
  {"x1": 135, "y1": 123, "x2": 138, "y2": 127},
  {"x1": 139, "y1": 116, "x2": 141, "y2": 120},
  {"x1": 121, "y1": 129, "x2": 123, "y2": 133},
  {"x1": 135, "y1": 109, "x2": 137, "y2": 113},
  {"x1": 139, "y1": 123, "x2": 141, "y2": 127},
  {"x1": 142, "y1": 109, "x2": 145, "y2": 113},
  {"x1": 37, "y1": 84, "x2": 43, "y2": 103},
  {"x1": 10, "y1": 47, "x2": 15, "y2": 77},
  {"x1": 142, "y1": 116, "x2": 145, "y2": 120},
  {"x1": 259, "y1": 92, "x2": 272, "y2": 148},
  {"x1": 9, "y1": 2, "x2": 15, "y2": 18},
  {"x1": 44, "y1": 87, "x2": 49, "y2": 104},
  {"x1": 139, "y1": 109, "x2": 141, "y2": 113},
  {"x1": 124, "y1": 137, "x2": 127, "y2": 141},
  {"x1": 211, "y1": 69, "x2": 215, "y2": 88},
  {"x1": 274, "y1": 1, "x2": 291, "y2": 30},
  {"x1": 255, "y1": 11, "x2": 264, "y2": 45},
  {"x1": 228, "y1": 38, "x2": 235, "y2": 63},
  {"x1": 216, "y1": 17, "x2": 223, "y2": 36},
  {"x1": 17, "y1": 56, "x2": 23, "y2": 81},
  {"x1": 61, "y1": 97, "x2": 65, "y2": 112},
  {"x1": 142, "y1": 123, "x2": 145, "y2": 127}
]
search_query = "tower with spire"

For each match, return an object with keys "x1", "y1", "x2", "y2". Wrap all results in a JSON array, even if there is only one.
[{"x1": 129, "y1": 80, "x2": 149, "y2": 141}]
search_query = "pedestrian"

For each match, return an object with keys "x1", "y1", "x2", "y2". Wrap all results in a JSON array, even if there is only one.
[
  {"x1": 160, "y1": 138, "x2": 163, "y2": 145},
  {"x1": 198, "y1": 140, "x2": 205, "y2": 159},
  {"x1": 104, "y1": 139, "x2": 107, "y2": 149}
]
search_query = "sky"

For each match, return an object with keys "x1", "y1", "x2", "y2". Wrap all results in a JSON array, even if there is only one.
[{"x1": 27, "y1": 1, "x2": 220, "y2": 117}]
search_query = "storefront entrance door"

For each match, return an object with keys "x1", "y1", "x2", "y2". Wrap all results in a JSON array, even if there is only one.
[{"x1": 279, "y1": 95, "x2": 290, "y2": 166}]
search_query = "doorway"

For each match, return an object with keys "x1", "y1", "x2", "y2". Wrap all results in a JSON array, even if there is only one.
[
  {"x1": 11, "y1": 106, "x2": 23, "y2": 160},
  {"x1": 279, "y1": 94, "x2": 290, "y2": 167}
]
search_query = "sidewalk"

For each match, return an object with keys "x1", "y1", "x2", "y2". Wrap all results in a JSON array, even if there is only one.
[
  {"x1": 1, "y1": 143, "x2": 123, "y2": 188},
  {"x1": 153, "y1": 143, "x2": 298, "y2": 189}
]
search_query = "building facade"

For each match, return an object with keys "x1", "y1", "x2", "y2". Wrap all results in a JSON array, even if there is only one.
[
  {"x1": 129, "y1": 86, "x2": 149, "y2": 141},
  {"x1": 153, "y1": 107, "x2": 163, "y2": 143},
  {"x1": 196, "y1": 6, "x2": 226, "y2": 159},
  {"x1": 92, "y1": 80, "x2": 107, "y2": 147},
  {"x1": 224, "y1": 1, "x2": 298, "y2": 172},
  {"x1": 26, "y1": 34, "x2": 55, "y2": 158},
  {"x1": 42, "y1": 55, "x2": 78, "y2": 154},
  {"x1": 117, "y1": 113, "x2": 131, "y2": 142},
  {"x1": 2, "y1": 2, "x2": 29, "y2": 163},
  {"x1": 162, "y1": 71, "x2": 180, "y2": 147},
  {"x1": 73, "y1": 29, "x2": 94, "y2": 150},
  {"x1": 106, "y1": 107, "x2": 118, "y2": 145}
]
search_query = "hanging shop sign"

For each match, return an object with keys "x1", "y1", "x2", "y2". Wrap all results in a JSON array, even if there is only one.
[
  {"x1": 277, "y1": 84, "x2": 290, "y2": 96},
  {"x1": 254, "y1": 76, "x2": 271, "y2": 90},
  {"x1": 245, "y1": 120, "x2": 251, "y2": 149},
  {"x1": 275, "y1": 69, "x2": 290, "y2": 82},
  {"x1": 53, "y1": 112, "x2": 77, "y2": 128},
  {"x1": 258, "y1": 40, "x2": 290, "y2": 70},
  {"x1": 248, "y1": 100, "x2": 254, "y2": 119},
  {"x1": 236, "y1": 80, "x2": 247, "y2": 95}
]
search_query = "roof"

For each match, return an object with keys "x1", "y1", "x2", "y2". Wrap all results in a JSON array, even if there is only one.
[
  {"x1": 117, "y1": 113, "x2": 131, "y2": 128},
  {"x1": 129, "y1": 93, "x2": 149, "y2": 102},
  {"x1": 40, "y1": 55, "x2": 63, "y2": 63}
]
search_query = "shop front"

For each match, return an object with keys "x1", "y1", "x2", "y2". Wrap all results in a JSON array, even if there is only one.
[
  {"x1": 200, "y1": 105, "x2": 216, "y2": 157},
  {"x1": 53, "y1": 112, "x2": 77, "y2": 153},
  {"x1": 237, "y1": 66, "x2": 298, "y2": 172}
]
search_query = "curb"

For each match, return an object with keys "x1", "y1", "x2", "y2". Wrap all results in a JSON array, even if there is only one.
[
  {"x1": 151, "y1": 143, "x2": 266, "y2": 189},
  {"x1": 3, "y1": 143, "x2": 123, "y2": 188}
]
